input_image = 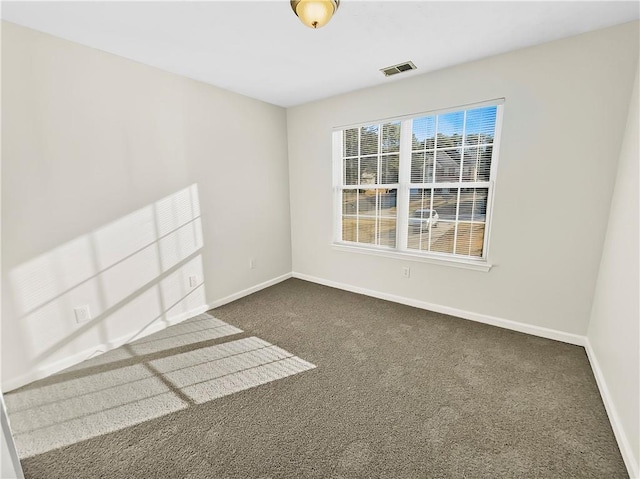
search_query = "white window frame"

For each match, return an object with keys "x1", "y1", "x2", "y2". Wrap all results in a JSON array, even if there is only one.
[{"x1": 332, "y1": 99, "x2": 504, "y2": 272}]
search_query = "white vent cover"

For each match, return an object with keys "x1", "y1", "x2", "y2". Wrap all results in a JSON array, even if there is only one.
[{"x1": 380, "y1": 61, "x2": 417, "y2": 77}]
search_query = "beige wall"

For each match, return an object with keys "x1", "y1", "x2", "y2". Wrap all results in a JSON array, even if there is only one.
[
  {"x1": 287, "y1": 21, "x2": 639, "y2": 337},
  {"x1": 1, "y1": 22, "x2": 292, "y2": 390},
  {"x1": 587, "y1": 64, "x2": 639, "y2": 478}
]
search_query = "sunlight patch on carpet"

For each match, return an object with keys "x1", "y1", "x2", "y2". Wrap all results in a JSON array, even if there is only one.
[
  {"x1": 150, "y1": 337, "x2": 316, "y2": 404},
  {"x1": 5, "y1": 316, "x2": 315, "y2": 458}
]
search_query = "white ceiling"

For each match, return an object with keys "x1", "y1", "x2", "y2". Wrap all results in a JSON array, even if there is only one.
[{"x1": 2, "y1": 1, "x2": 638, "y2": 107}]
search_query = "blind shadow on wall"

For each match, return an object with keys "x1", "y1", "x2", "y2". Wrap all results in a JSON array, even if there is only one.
[{"x1": 7, "y1": 183, "x2": 207, "y2": 383}]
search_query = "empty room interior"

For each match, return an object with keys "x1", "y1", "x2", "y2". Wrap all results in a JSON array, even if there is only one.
[{"x1": 1, "y1": 1, "x2": 639, "y2": 478}]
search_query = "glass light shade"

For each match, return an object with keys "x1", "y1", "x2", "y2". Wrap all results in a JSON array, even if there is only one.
[{"x1": 292, "y1": 0, "x2": 338, "y2": 29}]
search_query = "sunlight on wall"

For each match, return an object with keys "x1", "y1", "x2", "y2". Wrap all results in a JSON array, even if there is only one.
[
  {"x1": 4, "y1": 314, "x2": 316, "y2": 458},
  {"x1": 7, "y1": 184, "x2": 207, "y2": 382}
]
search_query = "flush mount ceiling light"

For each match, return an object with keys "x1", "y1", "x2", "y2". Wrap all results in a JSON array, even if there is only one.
[{"x1": 291, "y1": 0, "x2": 340, "y2": 29}]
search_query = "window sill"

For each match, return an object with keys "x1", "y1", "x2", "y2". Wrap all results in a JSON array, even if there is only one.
[{"x1": 331, "y1": 243, "x2": 493, "y2": 272}]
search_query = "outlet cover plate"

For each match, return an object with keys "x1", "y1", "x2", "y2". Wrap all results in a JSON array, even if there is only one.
[{"x1": 74, "y1": 305, "x2": 92, "y2": 323}]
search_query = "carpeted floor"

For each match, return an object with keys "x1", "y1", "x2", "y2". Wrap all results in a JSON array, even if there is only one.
[{"x1": 6, "y1": 278, "x2": 627, "y2": 478}]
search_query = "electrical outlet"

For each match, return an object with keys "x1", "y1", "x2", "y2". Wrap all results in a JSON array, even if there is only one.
[
  {"x1": 74, "y1": 305, "x2": 92, "y2": 323},
  {"x1": 189, "y1": 275, "x2": 198, "y2": 288},
  {"x1": 249, "y1": 258, "x2": 256, "y2": 269},
  {"x1": 402, "y1": 266, "x2": 411, "y2": 279}
]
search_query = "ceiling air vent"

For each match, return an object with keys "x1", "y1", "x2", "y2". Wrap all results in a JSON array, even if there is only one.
[{"x1": 380, "y1": 61, "x2": 417, "y2": 77}]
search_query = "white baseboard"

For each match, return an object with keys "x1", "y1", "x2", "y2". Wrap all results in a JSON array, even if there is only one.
[
  {"x1": 2, "y1": 273, "x2": 293, "y2": 393},
  {"x1": 207, "y1": 272, "x2": 292, "y2": 310},
  {"x1": 292, "y1": 272, "x2": 585, "y2": 346},
  {"x1": 584, "y1": 338, "x2": 638, "y2": 479}
]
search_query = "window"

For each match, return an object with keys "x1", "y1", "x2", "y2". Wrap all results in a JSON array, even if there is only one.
[
  {"x1": 333, "y1": 100, "x2": 503, "y2": 268},
  {"x1": 340, "y1": 121, "x2": 400, "y2": 248}
]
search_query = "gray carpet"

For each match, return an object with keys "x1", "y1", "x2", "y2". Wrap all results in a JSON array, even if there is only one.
[{"x1": 6, "y1": 278, "x2": 627, "y2": 478}]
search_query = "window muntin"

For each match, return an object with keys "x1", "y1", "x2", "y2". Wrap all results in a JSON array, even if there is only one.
[
  {"x1": 341, "y1": 121, "x2": 400, "y2": 248},
  {"x1": 406, "y1": 187, "x2": 488, "y2": 257},
  {"x1": 335, "y1": 102, "x2": 502, "y2": 263}
]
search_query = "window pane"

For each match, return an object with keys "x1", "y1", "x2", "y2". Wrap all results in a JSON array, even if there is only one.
[
  {"x1": 378, "y1": 218, "x2": 397, "y2": 248},
  {"x1": 432, "y1": 187, "x2": 457, "y2": 221},
  {"x1": 344, "y1": 128, "x2": 358, "y2": 157},
  {"x1": 360, "y1": 125, "x2": 379, "y2": 155},
  {"x1": 342, "y1": 216, "x2": 356, "y2": 242},
  {"x1": 344, "y1": 158, "x2": 358, "y2": 185},
  {"x1": 340, "y1": 189, "x2": 397, "y2": 247},
  {"x1": 408, "y1": 218, "x2": 457, "y2": 254},
  {"x1": 382, "y1": 122, "x2": 401, "y2": 153},
  {"x1": 342, "y1": 189, "x2": 357, "y2": 215},
  {"x1": 379, "y1": 189, "x2": 397, "y2": 216},
  {"x1": 357, "y1": 190, "x2": 376, "y2": 215},
  {"x1": 357, "y1": 217, "x2": 375, "y2": 244},
  {"x1": 360, "y1": 156, "x2": 377, "y2": 185},
  {"x1": 408, "y1": 188, "x2": 434, "y2": 219},
  {"x1": 380, "y1": 154, "x2": 399, "y2": 184},
  {"x1": 410, "y1": 152, "x2": 435, "y2": 183},
  {"x1": 462, "y1": 146, "x2": 493, "y2": 182},
  {"x1": 465, "y1": 106, "x2": 496, "y2": 146},
  {"x1": 357, "y1": 190, "x2": 397, "y2": 217},
  {"x1": 407, "y1": 188, "x2": 454, "y2": 254},
  {"x1": 412, "y1": 116, "x2": 435, "y2": 150},
  {"x1": 455, "y1": 222, "x2": 486, "y2": 257},
  {"x1": 411, "y1": 152, "x2": 424, "y2": 183},
  {"x1": 459, "y1": 188, "x2": 488, "y2": 222},
  {"x1": 436, "y1": 111, "x2": 463, "y2": 148},
  {"x1": 406, "y1": 187, "x2": 488, "y2": 257},
  {"x1": 434, "y1": 150, "x2": 461, "y2": 182},
  {"x1": 429, "y1": 221, "x2": 455, "y2": 254}
]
